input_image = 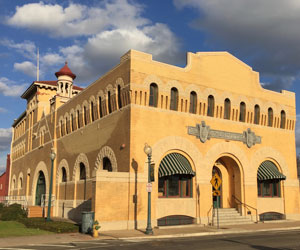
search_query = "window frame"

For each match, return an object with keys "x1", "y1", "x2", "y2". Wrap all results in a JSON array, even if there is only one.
[
  {"x1": 257, "y1": 179, "x2": 281, "y2": 198},
  {"x1": 149, "y1": 83, "x2": 158, "y2": 107},
  {"x1": 158, "y1": 174, "x2": 192, "y2": 198}
]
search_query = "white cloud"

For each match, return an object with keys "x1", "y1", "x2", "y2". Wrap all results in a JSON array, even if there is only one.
[
  {"x1": 174, "y1": 0, "x2": 300, "y2": 91},
  {"x1": 42, "y1": 53, "x2": 64, "y2": 66},
  {"x1": 0, "y1": 128, "x2": 12, "y2": 152},
  {"x1": 6, "y1": 1, "x2": 148, "y2": 37},
  {"x1": 0, "y1": 39, "x2": 36, "y2": 59},
  {"x1": 0, "y1": 77, "x2": 26, "y2": 97},
  {"x1": 14, "y1": 61, "x2": 37, "y2": 78}
]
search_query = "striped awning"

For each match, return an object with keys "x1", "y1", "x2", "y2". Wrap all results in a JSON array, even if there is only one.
[
  {"x1": 257, "y1": 161, "x2": 286, "y2": 181},
  {"x1": 159, "y1": 153, "x2": 195, "y2": 177}
]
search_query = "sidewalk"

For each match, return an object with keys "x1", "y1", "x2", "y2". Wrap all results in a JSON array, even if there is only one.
[{"x1": 2, "y1": 220, "x2": 300, "y2": 247}]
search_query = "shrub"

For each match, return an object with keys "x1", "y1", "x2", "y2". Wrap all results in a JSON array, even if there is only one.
[
  {"x1": 19, "y1": 218, "x2": 79, "y2": 233},
  {"x1": 0, "y1": 203, "x2": 27, "y2": 221}
]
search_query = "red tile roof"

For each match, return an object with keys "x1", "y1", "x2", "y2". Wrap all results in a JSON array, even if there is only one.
[{"x1": 55, "y1": 62, "x2": 76, "y2": 80}]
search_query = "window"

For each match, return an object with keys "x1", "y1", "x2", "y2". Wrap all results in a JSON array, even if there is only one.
[
  {"x1": 71, "y1": 114, "x2": 74, "y2": 131},
  {"x1": 83, "y1": 106, "x2": 87, "y2": 125},
  {"x1": 99, "y1": 97, "x2": 103, "y2": 118},
  {"x1": 62, "y1": 167, "x2": 67, "y2": 182},
  {"x1": 280, "y1": 110, "x2": 286, "y2": 129},
  {"x1": 91, "y1": 101, "x2": 95, "y2": 122},
  {"x1": 189, "y1": 91, "x2": 197, "y2": 114},
  {"x1": 239, "y1": 102, "x2": 246, "y2": 122},
  {"x1": 254, "y1": 105, "x2": 260, "y2": 124},
  {"x1": 65, "y1": 117, "x2": 68, "y2": 134},
  {"x1": 118, "y1": 85, "x2": 122, "y2": 109},
  {"x1": 107, "y1": 91, "x2": 112, "y2": 113},
  {"x1": 103, "y1": 157, "x2": 112, "y2": 172},
  {"x1": 224, "y1": 98, "x2": 231, "y2": 119},
  {"x1": 158, "y1": 174, "x2": 192, "y2": 198},
  {"x1": 257, "y1": 180, "x2": 280, "y2": 197},
  {"x1": 149, "y1": 83, "x2": 158, "y2": 107},
  {"x1": 79, "y1": 163, "x2": 86, "y2": 180},
  {"x1": 19, "y1": 177, "x2": 23, "y2": 189},
  {"x1": 77, "y1": 110, "x2": 81, "y2": 129},
  {"x1": 170, "y1": 87, "x2": 178, "y2": 111},
  {"x1": 268, "y1": 108, "x2": 273, "y2": 127},
  {"x1": 207, "y1": 95, "x2": 215, "y2": 117},
  {"x1": 60, "y1": 120, "x2": 64, "y2": 136}
]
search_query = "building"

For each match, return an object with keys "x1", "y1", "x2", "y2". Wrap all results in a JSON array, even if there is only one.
[
  {"x1": 9, "y1": 50, "x2": 300, "y2": 230},
  {"x1": 0, "y1": 154, "x2": 10, "y2": 198}
]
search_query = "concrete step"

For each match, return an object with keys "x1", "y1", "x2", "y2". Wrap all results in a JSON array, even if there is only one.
[
  {"x1": 27, "y1": 206, "x2": 53, "y2": 218},
  {"x1": 211, "y1": 208, "x2": 254, "y2": 226}
]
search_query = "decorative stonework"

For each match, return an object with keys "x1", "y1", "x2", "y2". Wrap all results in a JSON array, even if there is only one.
[
  {"x1": 73, "y1": 153, "x2": 90, "y2": 181},
  {"x1": 56, "y1": 159, "x2": 70, "y2": 183},
  {"x1": 188, "y1": 121, "x2": 261, "y2": 148},
  {"x1": 95, "y1": 146, "x2": 118, "y2": 172},
  {"x1": 31, "y1": 161, "x2": 49, "y2": 205},
  {"x1": 116, "y1": 77, "x2": 125, "y2": 88}
]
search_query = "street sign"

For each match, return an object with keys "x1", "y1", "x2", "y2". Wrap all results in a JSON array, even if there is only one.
[
  {"x1": 213, "y1": 190, "x2": 220, "y2": 196},
  {"x1": 146, "y1": 182, "x2": 152, "y2": 192},
  {"x1": 210, "y1": 173, "x2": 222, "y2": 190}
]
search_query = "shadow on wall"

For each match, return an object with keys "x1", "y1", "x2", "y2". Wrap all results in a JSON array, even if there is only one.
[
  {"x1": 131, "y1": 158, "x2": 138, "y2": 230},
  {"x1": 67, "y1": 199, "x2": 92, "y2": 223}
]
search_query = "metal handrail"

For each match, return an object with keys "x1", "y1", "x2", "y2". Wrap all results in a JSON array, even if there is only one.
[
  {"x1": 232, "y1": 195, "x2": 258, "y2": 223},
  {"x1": 0, "y1": 195, "x2": 28, "y2": 210},
  {"x1": 207, "y1": 204, "x2": 214, "y2": 225}
]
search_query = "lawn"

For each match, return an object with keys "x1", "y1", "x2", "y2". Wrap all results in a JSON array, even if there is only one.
[{"x1": 0, "y1": 221, "x2": 53, "y2": 238}]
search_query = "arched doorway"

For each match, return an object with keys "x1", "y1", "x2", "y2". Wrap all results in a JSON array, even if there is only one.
[
  {"x1": 35, "y1": 171, "x2": 46, "y2": 206},
  {"x1": 212, "y1": 166, "x2": 222, "y2": 208},
  {"x1": 212, "y1": 156, "x2": 242, "y2": 209}
]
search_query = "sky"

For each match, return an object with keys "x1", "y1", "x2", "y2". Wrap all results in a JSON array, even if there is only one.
[{"x1": 0, "y1": 0, "x2": 300, "y2": 174}]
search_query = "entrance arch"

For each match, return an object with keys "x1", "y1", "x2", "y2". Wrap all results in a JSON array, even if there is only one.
[
  {"x1": 35, "y1": 171, "x2": 46, "y2": 206},
  {"x1": 212, "y1": 156, "x2": 242, "y2": 209}
]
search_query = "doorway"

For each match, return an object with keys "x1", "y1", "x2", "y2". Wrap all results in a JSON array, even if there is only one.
[{"x1": 35, "y1": 171, "x2": 46, "y2": 206}]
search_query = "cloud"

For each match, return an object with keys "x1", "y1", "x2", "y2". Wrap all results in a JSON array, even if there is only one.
[
  {"x1": 0, "y1": 128, "x2": 12, "y2": 152},
  {"x1": 0, "y1": 77, "x2": 27, "y2": 97},
  {"x1": 0, "y1": 107, "x2": 7, "y2": 113},
  {"x1": 14, "y1": 61, "x2": 37, "y2": 78},
  {"x1": 0, "y1": 39, "x2": 36, "y2": 59},
  {"x1": 6, "y1": 1, "x2": 148, "y2": 37},
  {"x1": 174, "y1": 0, "x2": 300, "y2": 91}
]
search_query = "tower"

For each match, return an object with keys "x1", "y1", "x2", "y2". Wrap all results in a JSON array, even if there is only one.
[{"x1": 55, "y1": 62, "x2": 76, "y2": 98}]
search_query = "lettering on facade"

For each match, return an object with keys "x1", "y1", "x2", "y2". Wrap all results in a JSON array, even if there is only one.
[{"x1": 188, "y1": 121, "x2": 261, "y2": 148}]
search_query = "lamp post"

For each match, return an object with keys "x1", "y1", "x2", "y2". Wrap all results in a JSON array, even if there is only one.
[
  {"x1": 46, "y1": 149, "x2": 56, "y2": 222},
  {"x1": 144, "y1": 143, "x2": 153, "y2": 235}
]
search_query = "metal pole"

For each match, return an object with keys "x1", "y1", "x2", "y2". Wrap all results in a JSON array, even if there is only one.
[
  {"x1": 217, "y1": 195, "x2": 219, "y2": 229},
  {"x1": 46, "y1": 156, "x2": 54, "y2": 222},
  {"x1": 145, "y1": 154, "x2": 153, "y2": 234}
]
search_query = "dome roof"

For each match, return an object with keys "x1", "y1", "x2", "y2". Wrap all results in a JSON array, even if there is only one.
[{"x1": 55, "y1": 62, "x2": 76, "y2": 80}]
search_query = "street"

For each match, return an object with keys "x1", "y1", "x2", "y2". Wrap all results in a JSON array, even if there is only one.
[{"x1": 1, "y1": 230, "x2": 300, "y2": 250}]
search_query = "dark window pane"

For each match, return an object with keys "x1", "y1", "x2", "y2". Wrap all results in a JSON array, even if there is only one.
[
  {"x1": 257, "y1": 182, "x2": 261, "y2": 196},
  {"x1": 103, "y1": 157, "x2": 112, "y2": 172},
  {"x1": 224, "y1": 98, "x2": 231, "y2": 119},
  {"x1": 239, "y1": 102, "x2": 246, "y2": 122},
  {"x1": 80, "y1": 163, "x2": 86, "y2": 180},
  {"x1": 149, "y1": 83, "x2": 158, "y2": 107},
  {"x1": 158, "y1": 178, "x2": 165, "y2": 197},
  {"x1": 170, "y1": 88, "x2": 178, "y2": 111},
  {"x1": 262, "y1": 182, "x2": 270, "y2": 196},
  {"x1": 207, "y1": 95, "x2": 214, "y2": 117},
  {"x1": 168, "y1": 175, "x2": 179, "y2": 196}
]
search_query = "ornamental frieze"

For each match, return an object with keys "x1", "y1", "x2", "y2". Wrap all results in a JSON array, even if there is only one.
[{"x1": 188, "y1": 121, "x2": 261, "y2": 148}]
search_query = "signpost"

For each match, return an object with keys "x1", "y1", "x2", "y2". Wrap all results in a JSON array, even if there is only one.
[{"x1": 210, "y1": 173, "x2": 222, "y2": 229}]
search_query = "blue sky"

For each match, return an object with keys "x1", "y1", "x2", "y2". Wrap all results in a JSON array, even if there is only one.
[{"x1": 1, "y1": 0, "x2": 300, "y2": 173}]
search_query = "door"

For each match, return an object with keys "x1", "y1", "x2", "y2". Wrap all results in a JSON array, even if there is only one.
[{"x1": 35, "y1": 171, "x2": 45, "y2": 206}]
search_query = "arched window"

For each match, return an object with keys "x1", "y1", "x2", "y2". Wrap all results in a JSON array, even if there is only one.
[
  {"x1": 158, "y1": 153, "x2": 195, "y2": 198},
  {"x1": 254, "y1": 105, "x2": 260, "y2": 125},
  {"x1": 107, "y1": 91, "x2": 112, "y2": 114},
  {"x1": 62, "y1": 167, "x2": 67, "y2": 182},
  {"x1": 83, "y1": 106, "x2": 87, "y2": 125},
  {"x1": 224, "y1": 98, "x2": 231, "y2": 119},
  {"x1": 71, "y1": 114, "x2": 74, "y2": 131},
  {"x1": 103, "y1": 157, "x2": 112, "y2": 172},
  {"x1": 268, "y1": 108, "x2": 273, "y2": 127},
  {"x1": 77, "y1": 110, "x2": 81, "y2": 129},
  {"x1": 19, "y1": 177, "x2": 23, "y2": 189},
  {"x1": 149, "y1": 83, "x2": 158, "y2": 107},
  {"x1": 90, "y1": 101, "x2": 94, "y2": 122},
  {"x1": 207, "y1": 95, "x2": 215, "y2": 117},
  {"x1": 60, "y1": 120, "x2": 64, "y2": 136},
  {"x1": 170, "y1": 87, "x2": 178, "y2": 111},
  {"x1": 189, "y1": 91, "x2": 197, "y2": 114},
  {"x1": 99, "y1": 96, "x2": 103, "y2": 118},
  {"x1": 117, "y1": 85, "x2": 122, "y2": 109},
  {"x1": 239, "y1": 102, "x2": 246, "y2": 122},
  {"x1": 80, "y1": 163, "x2": 86, "y2": 180},
  {"x1": 65, "y1": 117, "x2": 68, "y2": 134},
  {"x1": 280, "y1": 110, "x2": 286, "y2": 129}
]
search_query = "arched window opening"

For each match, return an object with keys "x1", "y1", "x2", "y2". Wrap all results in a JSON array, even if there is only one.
[
  {"x1": 207, "y1": 95, "x2": 215, "y2": 117},
  {"x1": 77, "y1": 110, "x2": 81, "y2": 129},
  {"x1": 189, "y1": 91, "x2": 197, "y2": 114},
  {"x1": 79, "y1": 163, "x2": 86, "y2": 180},
  {"x1": 65, "y1": 83, "x2": 68, "y2": 94},
  {"x1": 71, "y1": 114, "x2": 74, "y2": 131},
  {"x1": 19, "y1": 177, "x2": 23, "y2": 189},
  {"x1": 90, "y1": 101, "x2": 95, "y2": 122},
  {"x1": 99, "y1": 97, "x2": 103, "y2": 118},
  {"x1": 62, "y1": 167, "x2": 67, "y2": 182},
  {"x1": 65, "y1": 117, "x2": 68, "y2": 134},
  {"x1": 170, "y1": 87, "x2": 178, "y2": 111},
  {"x1": 239, "y1": 102, "x2": 246, "y2": 122},
  {"x1": 254, "y1": 105, "x2": 260, "y2": 125},
  {"x1": 224, "y1": 98, "x2": 231, "y2": 119},
  {"x1": 149, "y1": 83, "x2": 158, "y2": 107},
  {"x1": 118, "y1": 85, "x2": 122, "y2": 109},
  {"x1": 268, "y1": 108, "x2": 273, "y2": 127},
  {"x1": 35, "y1": 171, "x2": 45, "y2": 206},
  {"x1": 158, "y1": 153, "x2": 195, "y2": 198},
  {"x1": 280, "y1": 110, "x2": 286, "y2": 129},
  {"x1": 103, "y1": 157, "x2": 112, "y2": 172},
  {"x1": 60, "y1": 120, "x2": 64, "y2": 136},
  {"x1": 83, "y1": 106, "x2": 87, "y2": 125},
  {"x1": 107, "y1": 91, "x2": 112, "y2": 114}
]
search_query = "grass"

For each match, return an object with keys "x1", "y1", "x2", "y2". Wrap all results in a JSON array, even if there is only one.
[{"x1": 0, "y1": 221, "x2": 53, "y2": 238}]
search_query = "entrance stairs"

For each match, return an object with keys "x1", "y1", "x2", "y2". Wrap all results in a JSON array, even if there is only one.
[
  {"x1": 212, "y1": 208, "x2": 254, "y2": 226},
  {"x1": 27, "y1": 206, "x2": 53, "y2": 218}
]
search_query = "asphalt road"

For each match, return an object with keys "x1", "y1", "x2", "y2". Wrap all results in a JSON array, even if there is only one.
[{"x1": 2, "y1": 230, "x2": 300, "y2": 250}]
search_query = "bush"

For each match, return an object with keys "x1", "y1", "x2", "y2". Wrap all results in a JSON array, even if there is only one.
[
  {"x1": 0, "y1": 203, "x2": 27, "y2": 221},
  {"x1": 19, "y1": 218, "x2": 79, "y2": 233}
]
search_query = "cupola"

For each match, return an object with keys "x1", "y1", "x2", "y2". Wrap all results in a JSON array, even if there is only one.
[{"x1": 55, "y1": 62, "x2": 76, "y2": 98}]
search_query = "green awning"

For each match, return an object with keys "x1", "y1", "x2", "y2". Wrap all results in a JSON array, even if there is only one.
[
  {"x1": 257, "y1": 161, "x2": 286, "y2": 181},
  {"x1": 159, "y1": 153, "x2": 195, "y2": 177}
]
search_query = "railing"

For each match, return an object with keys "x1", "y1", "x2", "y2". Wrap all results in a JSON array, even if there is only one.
[
  {"x1": 232, "y1": 195, "x2": 258, "y2": 223},
  {"x1": 41, "y1": 194, "x2": 55, "y2": 207},
  {"x1": 207, "y1": 204, "x2": 214, "y2": 225},
  {"x1": 0, "y1": 195, "x2": 28, "y2": 210}
]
